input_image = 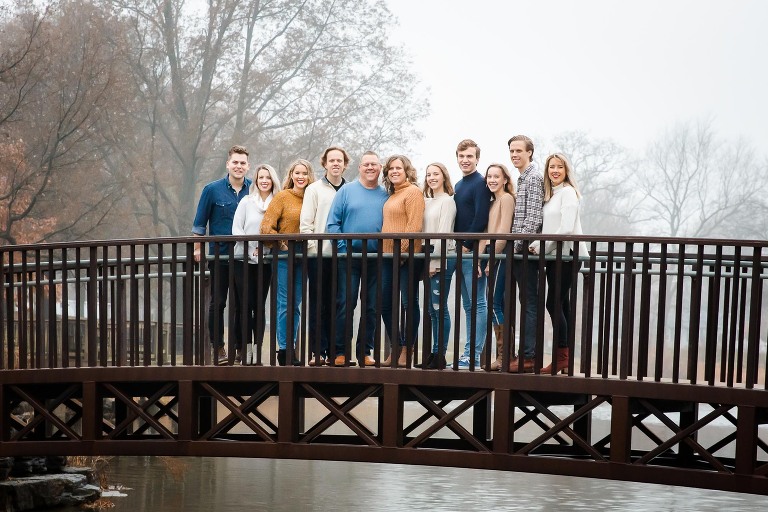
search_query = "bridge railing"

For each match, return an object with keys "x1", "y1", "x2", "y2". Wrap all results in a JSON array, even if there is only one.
[{"x1": 1, "y1": 234, "x2": 765, "y2": 387}]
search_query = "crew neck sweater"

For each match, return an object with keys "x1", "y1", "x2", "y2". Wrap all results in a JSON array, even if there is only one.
[
  {"x1": 480, "y1": 192, "x2": 516, "y2": 254},
  {"x1": 453, "y1": 170, "x2": 492, "y2": 250},
  {"x1": 423, "y1": 192, "x2": 457, "y2": 272},
  {"x1": 381, "y1": 181, "x2": 425, "y2": 254},
  {"x1": 326, "y1": 180, "x2": 389, "y2": 253}
]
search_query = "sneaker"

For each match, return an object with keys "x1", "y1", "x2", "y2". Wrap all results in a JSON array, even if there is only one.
[
  {"x1": 234, "y1": 349, "x2": 242, "y2": 364},
  {"x1": 215, "y1": 346, "x2": 228, "y2": 365},
  {"x1": 456, "y1": 358, "x2": 471, "y2": 370},
  {"x1": 308, "y1": 355, "x2": 326, "y2": 367},
  {"x1": 245, "y1": 345, "x2": 253, "y2": 365}
]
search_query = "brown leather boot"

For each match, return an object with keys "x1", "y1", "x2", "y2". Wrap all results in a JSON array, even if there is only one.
[
  {"x1": 383, "y1": 346, "x2": 399, "y2": 366},
  {"x1": 489, "y1": 325, "x2": 504, "y2": 371},
  {"x1": 541, "y1": 347, "x2": 570, "y2": 374},
  {"x1": 397, "y1": 346, "x2": 409, "y2": 367}
]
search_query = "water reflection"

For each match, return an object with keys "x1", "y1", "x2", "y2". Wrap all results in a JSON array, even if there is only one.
[{"x1": 63, "y1": 456, "x2": 763, "y2": 511}]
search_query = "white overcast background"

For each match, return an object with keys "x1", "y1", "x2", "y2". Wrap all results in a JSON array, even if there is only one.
[{"x1": 385, "y1": 0, "x2": 768, "y2": 180}]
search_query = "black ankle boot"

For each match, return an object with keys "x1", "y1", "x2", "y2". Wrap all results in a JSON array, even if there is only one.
[
  {"x1": 277, "y1": 349, "x2": 287, "y2": 366},
  {"x1": 427, "y1": 353, "x2": 446, "y2": 370},
  {"x1": 416, "y1": 352, "x2": 434, "y2": 369}
]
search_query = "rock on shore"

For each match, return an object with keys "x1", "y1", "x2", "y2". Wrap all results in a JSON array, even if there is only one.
[{"x1": 0, "y1": 467, "x2": 100, "y2": 511}]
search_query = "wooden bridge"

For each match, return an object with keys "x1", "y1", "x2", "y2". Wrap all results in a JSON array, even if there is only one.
[{"x1": 1, "y1": 234, "x2": 766, "y2": 495}]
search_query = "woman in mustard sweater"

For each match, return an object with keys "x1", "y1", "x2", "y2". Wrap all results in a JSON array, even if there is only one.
[
  {"x1": 380, "y1": 155, "x2": 425, "y2": 367},
  {"x1": 261, "y1": 159, "x2": 315, "y2": 366}
]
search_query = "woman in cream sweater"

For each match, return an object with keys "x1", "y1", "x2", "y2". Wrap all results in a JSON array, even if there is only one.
[{"x1": 420, "y1": 163, "x2": 457, "y2": 369}]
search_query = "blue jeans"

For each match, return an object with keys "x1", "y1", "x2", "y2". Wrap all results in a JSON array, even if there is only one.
[
  {"x1": 455, "y1": 254, "x2": 488, "y2": 364},
  {"x1": 428, "y1": 258, "x2": 455, "y2": 354},
  {"x1": 512, "y1": 258, "x2": 539, "y2": 359},
  {"x1": 381, "y1": 257, "x2": 423, "y2": 348},
  {"x1": 489, "y1": 258, "x2": 508, "y2": 326},
  {"x1": 334, "y1": 255, "x2": 378, "y2": 358},
  {"x1": 276, "y1": 251, "x2": 302, "y2": 350}
]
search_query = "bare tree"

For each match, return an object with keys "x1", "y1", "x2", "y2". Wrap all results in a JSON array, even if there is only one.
[
  {"x1": 544, "y1": 131, "x2": 633, "y2": 236},
  {"x1": 632, "y1": 120, "x2": 768, "y2": 239},
  {"x1": 0, "y1": 0, "x2": 135, "y2": 244},
  {"x1": 113, "y1": 0, "x2": 429, "y2": 235}
]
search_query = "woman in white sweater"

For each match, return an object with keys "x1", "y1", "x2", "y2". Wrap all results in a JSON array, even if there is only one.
[
  {"x1": 232, "y1": 164, "x2": 282, "y2": 365},
  {"x1": 421, "y1": 162, "x2": 456, "y2": 370},
  {"x1": 529, "y1": 153, "x2": 588, "y2": 374}
]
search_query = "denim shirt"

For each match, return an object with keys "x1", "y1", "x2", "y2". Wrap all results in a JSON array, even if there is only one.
[{"x1": 192, "y1": 175, "x2": 252, "y2": 256}]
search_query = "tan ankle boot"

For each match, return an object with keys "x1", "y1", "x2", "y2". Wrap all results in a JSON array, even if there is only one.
[
  {"x1": 383, "y1": 346, "x2": 398, "y2": 366},
  {"x1": 397, "y1": 347, "x2": 409, "y2": 367},
  {"x1": 489, "y1": 325, "x2": 504, "y2": 371}
]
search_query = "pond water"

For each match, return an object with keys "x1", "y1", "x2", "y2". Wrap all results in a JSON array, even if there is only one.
[{"x1": 62, "y1": 456, "x2": 765, "y2": 511}]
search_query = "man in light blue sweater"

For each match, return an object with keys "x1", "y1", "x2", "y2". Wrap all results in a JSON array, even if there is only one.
[{"x1": 326, "y1": 151, "x2": 389, "y2": 366}]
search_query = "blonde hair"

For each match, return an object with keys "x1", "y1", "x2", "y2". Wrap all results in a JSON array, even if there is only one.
[
  {"x1": 485, "y1": 163, "x2": 515, "y2": 197},
  {"x1": 282, "y1": 159, "x2": 316, "y2": 189},
  {"x1": 543, "y1": 153, "x2": 581, "y2": 202},
  {"x1": 422, "y1": 162, "x2": 454, "y2": 197},
  {"x1": 382, "y1": 155, "x2": 418, "y2": 194},
  {"x1": 249, "y1": 164, "x2": 282, "y2": 195}
]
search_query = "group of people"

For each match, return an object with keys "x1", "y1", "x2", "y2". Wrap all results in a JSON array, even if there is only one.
[{"x1": 191, "y1": 135, "x2": 587, "y2": 373}]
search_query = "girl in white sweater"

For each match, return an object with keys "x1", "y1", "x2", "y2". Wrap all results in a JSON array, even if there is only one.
[
  {"x1": 232, "y1": 164, "x2": 281, "y2": 364},
  {"x1": 529, "y1": 153, "x2": 588, "y2": 374},
  {"x1": 422, "y1": 162, "x2": 456, "y2": 370}
]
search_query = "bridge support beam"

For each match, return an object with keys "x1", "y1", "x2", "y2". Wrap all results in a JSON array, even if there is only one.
[{"x1": 610, "y1": 395, "x2": 631, "y2": 463}]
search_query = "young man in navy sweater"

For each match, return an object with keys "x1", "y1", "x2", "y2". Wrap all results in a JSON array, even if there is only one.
[{"x1": 451, "y1": 139, "x2": 492, "y2": 368}]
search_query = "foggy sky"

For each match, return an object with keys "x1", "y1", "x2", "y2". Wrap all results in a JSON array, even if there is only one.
[{"x1": 385, "y1": 0, "x2": 768, "y2": 180}]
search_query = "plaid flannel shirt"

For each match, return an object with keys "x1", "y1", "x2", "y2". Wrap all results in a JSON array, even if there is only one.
[{"x1": 511, "y1": 163, "x2": 544, "y2": 253}]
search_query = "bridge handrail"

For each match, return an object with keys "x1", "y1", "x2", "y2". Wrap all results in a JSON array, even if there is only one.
[{"x1": 1, "y1": 234, "x2": 765, "y2": 390}]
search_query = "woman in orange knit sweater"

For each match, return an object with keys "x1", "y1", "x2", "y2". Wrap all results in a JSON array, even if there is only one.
[
  {"x1": 380, "y1": 155, "x2": 425, "y2": 367},
  {"x1": 260, "y1": 159, "x2": 315, "y2": 366}
]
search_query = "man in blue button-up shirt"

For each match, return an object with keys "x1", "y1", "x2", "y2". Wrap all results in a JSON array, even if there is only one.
[{"x1": 192, "y1": 145, "x2": 252, "y2": 364}]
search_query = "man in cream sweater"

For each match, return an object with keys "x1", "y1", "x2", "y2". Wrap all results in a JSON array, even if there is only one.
[{"x1": 300, "y1": 146, "x2": 349, "y2": 365}]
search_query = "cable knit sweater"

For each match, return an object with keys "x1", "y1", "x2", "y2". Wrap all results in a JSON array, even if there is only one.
[
  {"x1": 260, "y1": 187, "x2": 305, "y2": 250},
  {"x1": 381, "y1": 181, "x2": 425, "y2": 254},
  {"x1": 423, "y1": 192, "x2": 456, "y2": 273},
  {"x1": 529, "y1": 183, "x2": 589, "y2": 256},
  {"x1": 480, "y1": 192, "x2": 516, "y2": 254}
]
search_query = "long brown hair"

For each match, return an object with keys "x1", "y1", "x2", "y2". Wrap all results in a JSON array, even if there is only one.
[
  {"x1": 422, "y1": 162, "x2": 454, "y2": 197},
  {"x1": 485, "y1": 163, "x2": 515, "y2": 197}
]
